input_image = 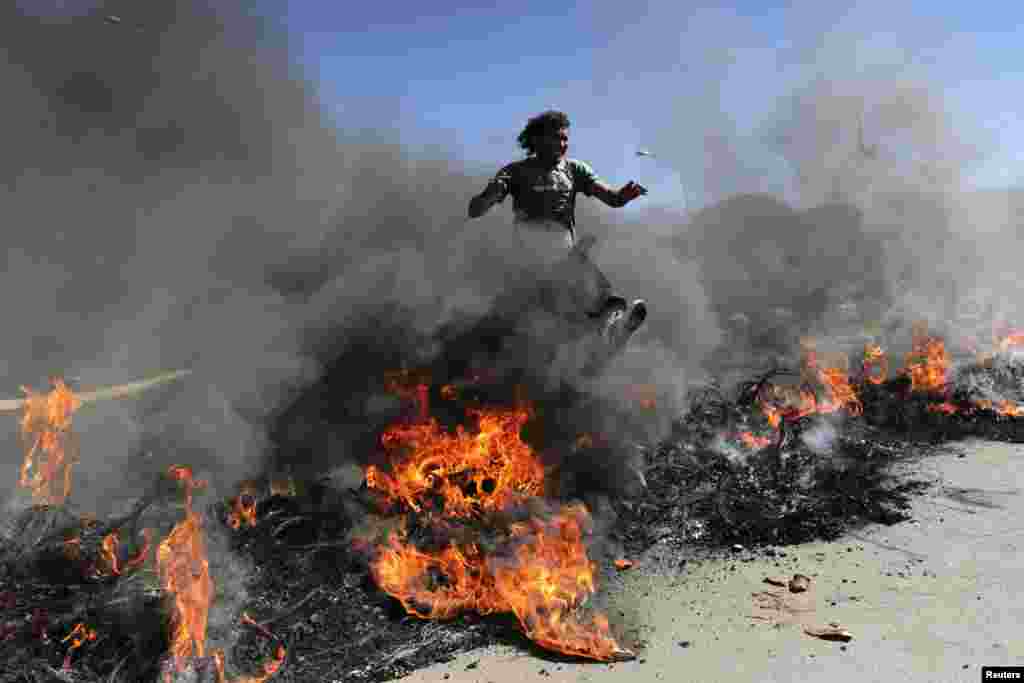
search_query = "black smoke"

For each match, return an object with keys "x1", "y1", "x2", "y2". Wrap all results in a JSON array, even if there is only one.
[{"x1": 0, "y1": 2, "x2": 713, "y2": 518}]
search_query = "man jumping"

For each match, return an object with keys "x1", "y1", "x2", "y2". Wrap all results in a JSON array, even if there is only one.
[{"x1": 467, "y1": 110, "x2": 648, "y2": 371}]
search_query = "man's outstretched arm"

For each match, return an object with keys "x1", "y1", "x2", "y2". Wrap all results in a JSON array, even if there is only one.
[
  {"x1": 468, "y1": 169, "x2": 511, "y2": 218},
  {"x1": 589, "y1": 180, "x2": 647, "y2": 208},
  {"x1": 468, "y1": 185, "x2": 503, "y2": 218}
]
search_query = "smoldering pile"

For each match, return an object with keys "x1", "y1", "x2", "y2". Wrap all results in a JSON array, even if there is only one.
[{"x1": 8, "y1": 315, "x2": 1024, "y2": 682}]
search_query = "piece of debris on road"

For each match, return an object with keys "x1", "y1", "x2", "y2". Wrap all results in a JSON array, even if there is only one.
[
  {"x1": 804, "y1": 623, "x2": 853, "y2": 642},
  {"x1": 788, "y1": 574, "x2": 812, "y2": 593}
]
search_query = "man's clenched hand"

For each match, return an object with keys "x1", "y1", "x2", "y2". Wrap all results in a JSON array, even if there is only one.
[{"x1": 620, "y1": 181, "x2": 647, "y2": 204}]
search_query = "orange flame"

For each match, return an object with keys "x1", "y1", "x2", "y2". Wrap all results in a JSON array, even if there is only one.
[
  {"x1": 232, "y1": 614, "x2": 287, "y2": 683},
  {"x1": 491, "y1": 505, "x2": 628, "y2": 660},
  {"x1": 157, "y1": 466, "x2": 214, "y2": 672},
  {"x1": 227, "y1": 480, "x2": 260, "y2": 530},
  {"x1": 372, "y1": 504, "x2": 628, "y2": 661},
  {"x1": 124, "y1": 529, "x2": 153, "y2": 573},
  {"x1": 971, "y1": 399, "x2": 1024, "y2": 417},
  {"x1": 799, "y1": 340, "x2": 862, "y2": 418},
  {"x1": 733, "y1": 339, "x2": 866, "y2": 447},
  {"x1": 366, "y1": 406, "x2": 546, "y2": 517},
  {"x1": 62, "y1": 622, "x2": 97, "y2": 668},
  {"x1": 364, "y1": 398, "x2": 629, "y2": 661},
  {"x1": 372, "y1": 532, "x2": 495, "y2": 620},
  {"x1": 93, "y1": 528, "x2": 152, "y2": 577},
  {"x1": 903, "y1": 322, "x2": 949, "y2": 394},
  {"x1": 17, "y1": 378, "x2": 81, "y2": 505}
]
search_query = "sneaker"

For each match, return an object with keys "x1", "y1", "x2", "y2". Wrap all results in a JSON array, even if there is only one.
[{"x1": 625, "y1": 299, "x2": 647, "y2": 332}]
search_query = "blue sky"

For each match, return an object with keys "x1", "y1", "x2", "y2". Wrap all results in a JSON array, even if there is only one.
[
  {"x1": 277, "y1": 1, "x2": 1024, "y2": 210},
  {"x1": 21, "y1": 1, "x2": 1020, "y2": 207}
]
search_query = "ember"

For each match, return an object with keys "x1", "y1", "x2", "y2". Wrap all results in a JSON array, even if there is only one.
[
  {"x1": 624, "y1": 384, "x2": 659, "y2": 410},
  {"x1": 231, "y1": 614, "x2": 288, "y2": 683},
  {"x1": 228, "y1": 480, "x2": 260, "y2": 530},
  {"x1": 62, "y1": 622, "x2": 97, "y2": 669}
]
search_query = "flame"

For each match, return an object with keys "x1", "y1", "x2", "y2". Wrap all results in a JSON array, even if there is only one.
[
  {"x1": 96, "y1": 531, "x2": 120, "y2": 576},
  {"x1": 799, "y1": 340, "x2": 862, "y2": 417},
  {"x1": 372, "y1": 504, "x2": 628, "y2": 661},
  {"x1": 17, "y1": 378, "x2": 81, "y2": 505},
  {"x1": 742, "y1": 341, "x2": 861, "y2": 443},
  {"x1": 490, "y1": 505, "x2": 627, "y2": 660},
  {"x1": 969, "y1": 398, "x2": 1024, "y2": 417},
  {"x1": 124, "y1": 529, "x2": 153, "y2": 573},
  {"x1": 94, "y1": 528, "x2": 152, "y2": 577},
  {"x1": 227, "y1": 480, "x2": 260, "y2": 530},
  {"x1": 230, "y1": 645, "x2": 286, "y2": 683},
  {"x1": 366, "y1": 405, "x2": 546, "y2": 517},
  {"x1": 364, "y1": 396, "x2": 629, "y2": 661},
  {"x1": 233, "y1": 614, "x2": 287, "y2": 683},
  {"x1": 372, "y1": 532, "x2": 495, "y2": 620},
  {"x1": 733, "y1": 339, "x2": 867, "y2": 447},
  {"x1": 903, "y1": 322, "x2": 949, "y2": 394},
  {"x1": 62, "y1": 622, "x2": 97, "y2": 668},
  {"x1": 157, "y1": 466, "x2": 214, "y2": 671}
]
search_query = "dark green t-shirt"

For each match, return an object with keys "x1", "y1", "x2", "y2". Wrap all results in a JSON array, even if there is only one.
[{"x1": 485, "y1": 157, "x2": 602, "y2": 232}]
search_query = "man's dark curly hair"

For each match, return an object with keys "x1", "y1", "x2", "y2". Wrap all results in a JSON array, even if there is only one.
[{"x1": 517, "y1": 110, "x2": 570, "y2": 156}]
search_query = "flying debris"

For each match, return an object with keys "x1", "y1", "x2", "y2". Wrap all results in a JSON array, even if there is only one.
[{"x1": 104, "y1": 15, "x2": 122, "y2": 25}]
